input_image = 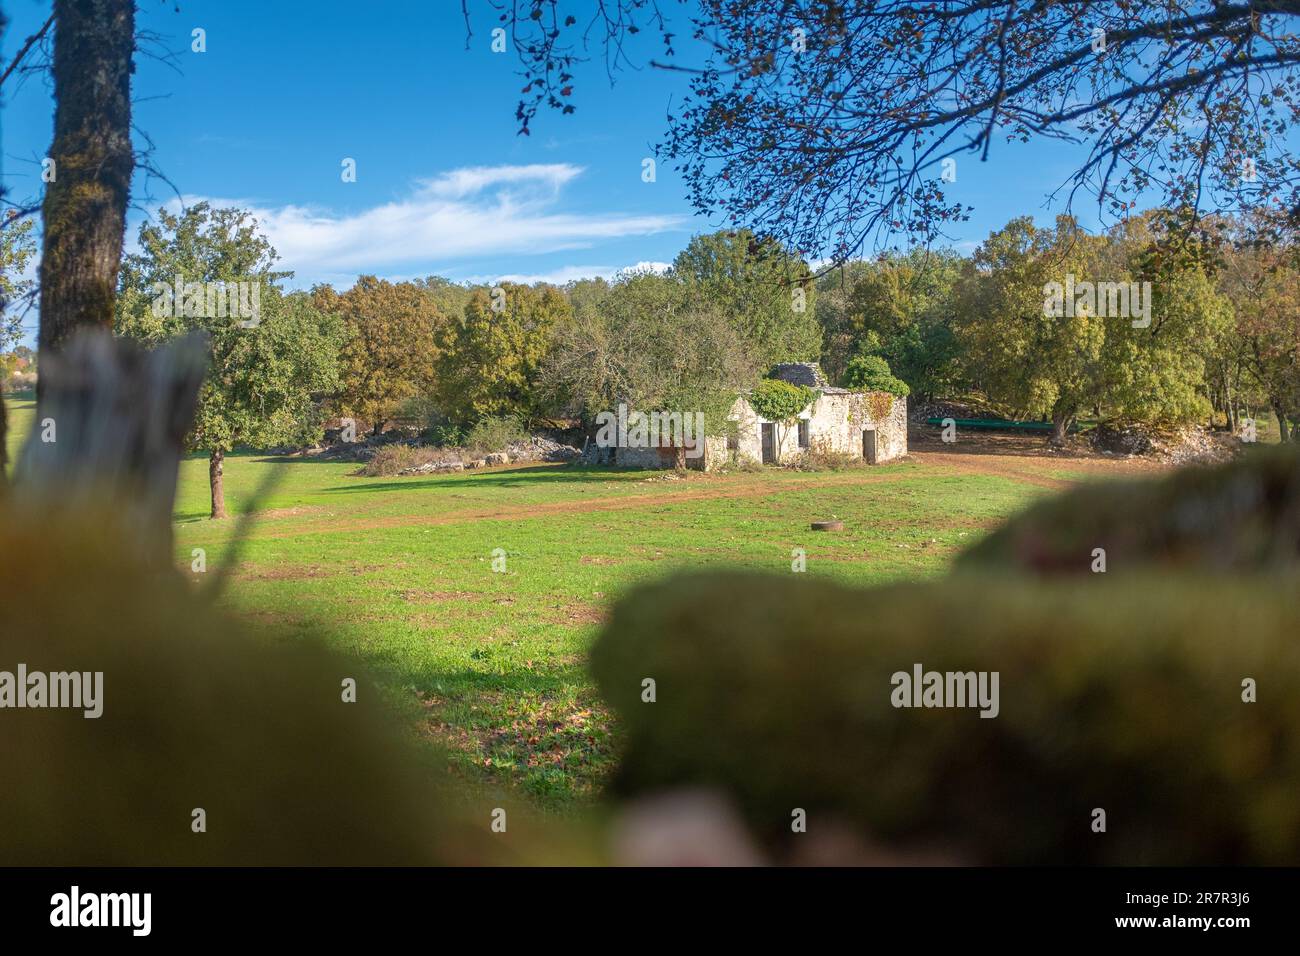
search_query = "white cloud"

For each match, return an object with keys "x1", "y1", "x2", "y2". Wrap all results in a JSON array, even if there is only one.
[
  {"x1": 419, "y1": 163, "x2": 582, "y2": 198},
  {"x1": 167, "y1": 165, "x2": 682, "y2": 281},
  {"x1": 470, "y1": 260, "x2": 672, "y2": 286}
]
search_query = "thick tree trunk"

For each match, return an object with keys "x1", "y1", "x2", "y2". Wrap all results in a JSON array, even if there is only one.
[
  {"x1": 209, "y1": 449, "x2": 228, "y2": 519},
  {"x1": 1, "y1": 4, "x2": 12, "y2": 494},
  {"x1": 1049, "y1": 402, "x2": 1074, "y2": 447},
  {"x1": 0, "y1": 395, "x2": 7, "y2": 493},
  {"x1": 12, "y1": 330, "x2": 208, "y2": 566},
  {"x1": 36, "y1": 0, "x2": 135, "y2": 397},
  {"x1": 1273, "y1": 405, "x2": 1292, "y2": 443}
]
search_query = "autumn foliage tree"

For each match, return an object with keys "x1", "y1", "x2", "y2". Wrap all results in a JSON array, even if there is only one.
[
  {"x1": 1218, "y1": 218, "x2": 1300, "y2": 440},
  {"x1": 323, "y1": 277, "x2": 445, "y2": 435}
]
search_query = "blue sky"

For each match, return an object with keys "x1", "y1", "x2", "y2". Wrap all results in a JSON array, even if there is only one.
[{"x1": 3, "y1": 0, "x2": 1117, "y2": 344}]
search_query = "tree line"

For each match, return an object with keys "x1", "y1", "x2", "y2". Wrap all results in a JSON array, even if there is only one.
[
  {"x1": 819, "y1": 210, "x2": 1299, "y2": 446},
  {"x1": 59, "y1": 201, "x2": 1297, "y2": 517}
]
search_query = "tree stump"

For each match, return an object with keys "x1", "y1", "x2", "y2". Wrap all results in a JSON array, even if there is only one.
[{"x1": 14, "y1": 328, "x2": 208, "y2": 566}]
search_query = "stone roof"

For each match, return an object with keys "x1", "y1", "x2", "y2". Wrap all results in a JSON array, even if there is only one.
[{"x1": 768, "y1": 362, "x2": 829, "y2": 388}]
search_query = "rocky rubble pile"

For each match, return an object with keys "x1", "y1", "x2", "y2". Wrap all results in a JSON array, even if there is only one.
[
  {"x1": 908, "y1": 399, "x2": 1004, "y2": 423},
  {"x1": 505, "y1": 436, "x2": 583, "y2": 463},
  {"x1": 1091, "y1": 421, "x2": 1239, "y2": 465},
  {"x1": 1088, "y1": 421, "x2": 1152, "y2": 456},
  {"x1": 1147, "y1": 426, "x2": 1240, "y2": 465},
  {"x1": 274, "y1": 428, "x2": 582, "y2": 473}
]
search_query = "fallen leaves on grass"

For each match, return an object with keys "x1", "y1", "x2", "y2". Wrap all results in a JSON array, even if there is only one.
[{"x1": 417, "y1": 689, "x2": 617, "y2": 800}]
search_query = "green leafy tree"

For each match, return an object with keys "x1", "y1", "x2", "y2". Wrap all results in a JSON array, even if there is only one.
[
  {"x1": 1, "y1": 215, "x2": 36, "y2": 354},
  {"x1": 117, "y1": 204, "x2": 343, "y2": 518},
  {"x1": 417, "y1": 276, "x2": 476, "y2": 327},
  {"x1": 812, "y1": 261, "x2": 875, "y2": 384},
  {"x1": 673, "y1": 229, "x2": 821, "y2": 368},
  {"x1": 954, "y1": 217, "x2": 1106, "y2": 445},
  {"x1": 435, "y1": 282, "x2": 571, "y2": 425},
  {"x1": 564, "y1": 276, "x2": 611, "y2": 324},
  {"x1": 1098, "y1": 218, "x2": 1232, "y2": 428},
  {"x1": 748, "y1": 378, "x2": 817, "y2": 456},
  {"x1": 543, "y1": 271, "x2": 756, "y2": 461},
  {"x1": 837, "y1": 250, "x2": 963, "y2": 401},
  {"x1": 0, "y1": 214, "x2": 38, "y2": 484}
]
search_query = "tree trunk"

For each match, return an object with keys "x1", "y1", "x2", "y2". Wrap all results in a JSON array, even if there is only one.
[
  {"x1": 210, "y1": 449, "x2": 228, "y2": 519},
  {"x1": 36, "y1": 0, "x2": 135, "y2": 399},
  {"x1": 1274, "y1": 405, "x2": 1292, "y2": 443},
  {"x1": 0, "y1": 394, "x2": 7, "y2": 494},
  {"x1": 1049, "y1": 403, "x2": 1075, "y2": 447},
  {"x1": 12, "y1": 330, "x2": 208, "y2": 567}
]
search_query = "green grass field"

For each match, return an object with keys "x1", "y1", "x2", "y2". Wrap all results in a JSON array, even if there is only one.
[{"x1": 1, "y1": 392, "x2": 1136, "y2": 810}]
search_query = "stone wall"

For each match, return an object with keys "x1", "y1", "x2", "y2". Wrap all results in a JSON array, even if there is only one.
[
  {"x1": 587, "y1": 438, "x2": 727, "y2": 471},
  {"x1": 730, "y1": 396, "x2": 804, "y2": 464},
  {"x1": 730, "y1": 390, "x2": 907, "y2": 465},
  {"x1": 581, "y1": 389, "x2": 907, "y2": 471}
]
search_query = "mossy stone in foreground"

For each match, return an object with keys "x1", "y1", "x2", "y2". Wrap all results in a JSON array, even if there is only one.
[
  {"x1": 591, "y1": 570, "x2": 1300, "y2": 864},
  {"x1": 0, "y1": 508, "x2": 526, "y2": 865},
  {"x1": 956, "y1": 442, "x2": 1300, "y2": 574}
]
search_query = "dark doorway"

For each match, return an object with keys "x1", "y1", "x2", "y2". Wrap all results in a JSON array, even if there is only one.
[
  {"x1": 761, "y1": 423, "x2": 776, "y2": 463},
  {"x1": 862, "y1": 428, "x2": 878, "y2": 464}
]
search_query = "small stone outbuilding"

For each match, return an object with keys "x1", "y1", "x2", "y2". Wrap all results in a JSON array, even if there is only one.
[
  {"x1": 582, "y1": 362, "x2": 907, "y2": 470},
  {"x1": 728, "y1": 363, "x2": 908, "y2": 466}
]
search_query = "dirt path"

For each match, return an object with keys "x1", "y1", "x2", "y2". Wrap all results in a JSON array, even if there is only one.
[
  {"x1": 906, "y1": 449, "x2": 1158, "y2": 489},
  {"x1": 240, "y1": 469, "x2": 906, "y2": 540},
  {"x1": 907, "y1": 430, "x2": 1168, "y2": 489},
  {"x1": 225, "y1": 442, "x2": 1168, "y2": 541}
]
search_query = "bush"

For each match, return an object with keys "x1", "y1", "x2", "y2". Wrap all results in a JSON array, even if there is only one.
[
  {"x1": 843, "y1": 354, "x2": 910, "y2": 397},
  {"x1": 359, "y1": 444, "x2": 441, "y2": 477},
  {"x1": 591, "y1": 568, "x2": 1300, "y2": 864},
  {"x1": 425, "y1": 421, "x2": 466, "y2": 448},
  {"x1": 748, "y1": 379, "x2": 816, "y2": 423},
  {"x1": 790, "y1": 436, "x2": 856, "y2": 471},
  {"x1": 465, "y1": 414, "x2": 527, "y2": 454},
  {"x1": 592, "y1": 444, "x2": 1300, "y2": 863}
]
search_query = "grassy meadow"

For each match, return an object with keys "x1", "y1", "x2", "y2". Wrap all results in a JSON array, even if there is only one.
[{"x1": 4, "y1": 391, "x2": 1142, "y2": 811}]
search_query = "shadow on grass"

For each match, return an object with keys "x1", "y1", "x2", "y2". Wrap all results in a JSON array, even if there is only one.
[
  {"x1": 909, "y1": 426, "x2": 1093, "y2": 459},
  {"x1": 320, "y1": 463, "x2": 643, "y2": 495}
]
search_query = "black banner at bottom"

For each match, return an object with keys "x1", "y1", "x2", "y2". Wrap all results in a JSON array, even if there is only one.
[{"x1": 0, "y1": 866, "x2": 1288, "y2": 942}]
